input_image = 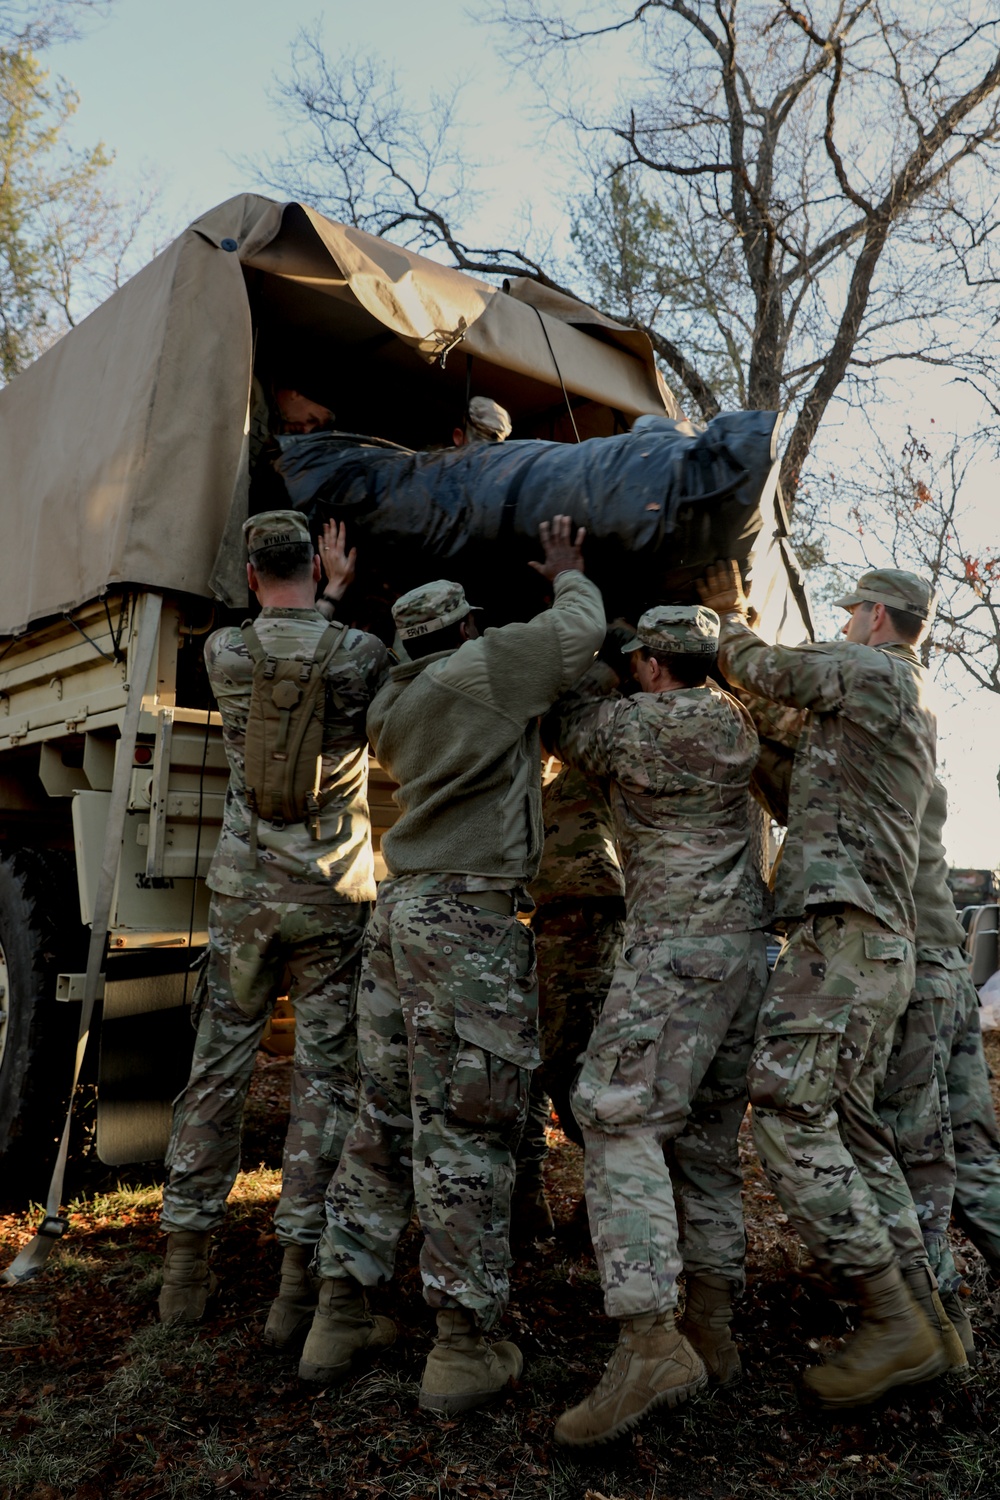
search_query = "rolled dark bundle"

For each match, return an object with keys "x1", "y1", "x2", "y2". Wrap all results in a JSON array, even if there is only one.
[{"x1": 275, "y1": 410, "x2": 781, "y2": 633}]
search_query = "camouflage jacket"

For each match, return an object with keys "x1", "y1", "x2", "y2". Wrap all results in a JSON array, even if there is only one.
[
  {"x1": 372, "y1": 571, "x2": 605, "y2": 893},
  {"x1": 206, "y1": 606, "x2": 391, "y2": 903},
  {"x1": 730, "y1": 687, "x2": 805, "y2": 827},
  {"x1": 718, "y1": 617, "x2": 936, "y2": 937},
  {"x1": 914, "y1": 777, "x2": 967, "y2": 958},
  {"x1": 529, "y1": 762, "x2": 625, "y2": 906},
  {"x1": 548, "y1": 671, "x2": 769, "y2": 941}
]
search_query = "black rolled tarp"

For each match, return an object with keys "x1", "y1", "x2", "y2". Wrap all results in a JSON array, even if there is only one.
[{"x1": 275, "y1": 410, "x2": 783, "y2": 634}]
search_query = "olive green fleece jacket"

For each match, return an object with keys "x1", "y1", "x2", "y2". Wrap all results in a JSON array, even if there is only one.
[{"x1": 370, "y1": 571, "x2": 606, "y2": 883}]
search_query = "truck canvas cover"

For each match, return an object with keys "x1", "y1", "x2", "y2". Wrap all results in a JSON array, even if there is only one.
[
  {"x1": 0, "y1": 194, "x2": 680, "y2": 638},
  {"x1": 0, "y1": 193, "x2": 810, "y2": 644}
]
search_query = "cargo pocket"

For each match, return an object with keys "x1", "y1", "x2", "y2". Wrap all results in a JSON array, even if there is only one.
[
  {"x1": 671, "y1": 948, "x2": 731, "y2": 983},
  {"x1": 446, "y1": 1005, "x2": 538, "y2": 1129},
  {"x1": 863, "y1": 930, "x2": 908, "y2": 964},
  {"x1": 574, "y1": 1017, "x2": 667, "y2": 1129},
  {"x1": 441, "y1": 916, "x2": 539, "y2": 1129},
  {"x1": 747, "y1": 1003, "x2": 852, "y2": 1121},
  {"x1": 596, "y1": 1209, "x2": 657, "y2": 1318}
]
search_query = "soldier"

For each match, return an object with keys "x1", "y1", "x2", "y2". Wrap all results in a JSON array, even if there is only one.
[
  {"x1": 158, "y1": 510, "x2": 390, "y2": 1349},
  {"x1": 879, "y1": 776, "x2": 1000, "y2": 1357},
  {"x1": 698, "y1": 561, "x2": 961, "y2": 1407},
  {"x1": 299, "y1": 516, "x2": 606, "y2": 1414},
  {"x1": 452, "y1": 395, "x2": 513, "y2": 448},
  {"x1": 513, "y1": 760, "x2": 626, "y2": 1241},
  {"x1": 542, "y1": 605, "x2": 770, "y2": 1448}
]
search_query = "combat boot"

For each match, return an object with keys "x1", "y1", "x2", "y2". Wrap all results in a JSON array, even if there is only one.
[
  {"x1": 677, "y1": 1273, "x2": 742, "y2": 1385},
  {"x1": 263, "y1": 1244, "x2": 319, "y2": 1352},
  {"x1": 902, "y1": 1266, "x2": 969, "y2": 1373},
  {"x1": 554, "y1": 1313, "x2": 706, "y2": 1447},
  {"x1": 298, "y1": 1275, "x2": 396, "y2": 1384},
  {"x1": 803, "y1": 1262, "x2": 948, "y2": 1408},
  {"x1": 158, "y1": 1231, "x2": 217, "y2": 1324},
  {"x1": 510, "y1": 1171, "x2": 555, "y2": 1245},
  {"x1": 419, "y1": 1308, "x2": 523, "y2": 1416},
  {"x1": 939, "y1": 1287, "x2": 976, "y2": 1362}
]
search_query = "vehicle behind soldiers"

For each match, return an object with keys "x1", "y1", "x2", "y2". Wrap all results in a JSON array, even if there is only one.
[{"x1": 0, "y1": 194, "x2": 807, "y2": 1296}]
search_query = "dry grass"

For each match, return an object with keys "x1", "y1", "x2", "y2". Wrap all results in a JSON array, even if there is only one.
[{"x1": 3, "y1": 1045, "x2": 1000, "y2": 1499}]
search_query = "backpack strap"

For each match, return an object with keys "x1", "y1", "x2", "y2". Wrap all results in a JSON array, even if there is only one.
[
  {"x1": 240, "y1": 619, "x2": 266, "y2": 664},
  {"x1": 302, "y1": 623, "x2": 351, "y2": 837}
]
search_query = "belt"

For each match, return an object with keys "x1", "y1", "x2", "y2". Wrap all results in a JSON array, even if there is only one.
[{"x1": 458, "y1": 889, "x2": 518, "y2": 916}]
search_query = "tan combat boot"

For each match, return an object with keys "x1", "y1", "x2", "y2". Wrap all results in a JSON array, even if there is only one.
[
  {"x1": 803, "y1": 1262, "x2": 948, "y2": 1408},
  {"x1": 902, "y1": 1266, "x2": 969, "y2": 1373},
  {"x1": 554, "y1": 1313, "x2": 707, "y2": 1447},
  {"x1": 510, "y1": 1171, "x2": 555, "y2": 1246},
  {"x1": 263, "y1": 1244, "x2": 319, "y2": 1352},
  {"x1": 677, "y1": 1273, "x2": 742, "y2": 1385},
  {"x1": 158, "y1": 1231, "x2": 217, "y2": 1324},
  {"x1": 939, "y1": 1286, "x2": 976, "y2": 1362},
  {"x1": 298, "y1": 1276, "x2": 396, "y2": 1384},
  {"x1": 419, "y1": 1308, "x2": 523, "y2": 1416}
]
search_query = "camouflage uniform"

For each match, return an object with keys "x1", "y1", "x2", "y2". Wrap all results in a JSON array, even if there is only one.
[
  {"x1": 517, "y1": 763, "x2": 625, "y2": 1170},
  {"x1": 161, "y1": 511, "x2": 390, "y2": 1247},
  {"x1": 317, "y1": 572, "x2": 607, "y2": 1326},
  {"x1": 549, "y1": 606, "x2": 770, "y2": 1317},
  {"x1": 879, "y1": 778, "x2": 1000, "y2": 1289},
  {"x1": 718, "y1": 574, "x2": 937, "y2": 1283}
]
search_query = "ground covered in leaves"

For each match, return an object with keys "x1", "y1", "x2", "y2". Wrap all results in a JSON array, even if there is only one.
[{"x1": 4, "y1": 1045, "x2": 1000, "y2": 1499}]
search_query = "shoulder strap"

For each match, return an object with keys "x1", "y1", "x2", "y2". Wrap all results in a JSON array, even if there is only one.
[
  {"x1": 312, "y1": 621, "x2": 350, "y2": 676},
  {"x1": 240, "y1": 620, "x2": 267, "y2": 665}
]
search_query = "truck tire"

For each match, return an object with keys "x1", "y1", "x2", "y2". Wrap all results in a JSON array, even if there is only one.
[{"x1": 0, "y1": 848, "x2": 87, "y2": 1200}]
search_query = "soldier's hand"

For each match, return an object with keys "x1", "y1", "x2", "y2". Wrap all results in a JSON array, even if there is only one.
[
  {"x1": 319, "y1": 519, "x2": 357, "y2": 601},
  {"x1": 697, "y1": 559, "x2": 749, "y2": 617},
  {"x1": 529, "y1": 514, "x2": 586, "y2": 582}
]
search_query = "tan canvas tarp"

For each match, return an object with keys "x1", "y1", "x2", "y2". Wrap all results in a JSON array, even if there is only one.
[{"x1": 0, "y1": 194, "x2": 676, "y2": 637}]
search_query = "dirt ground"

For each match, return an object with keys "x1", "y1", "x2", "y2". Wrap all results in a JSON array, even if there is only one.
[{"x1": 3, "y1": 1039, "x2": 1000, "y2": 1500}]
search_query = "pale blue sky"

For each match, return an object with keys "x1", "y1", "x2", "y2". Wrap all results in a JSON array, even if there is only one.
[{"x1": 50, "y1": 0, "x2": 1000, "y2": 869}]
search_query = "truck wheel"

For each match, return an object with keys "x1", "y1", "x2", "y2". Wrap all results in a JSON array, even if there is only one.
[{"x1": 0, "y1": 849, "x2": 87, "y2": 1200}]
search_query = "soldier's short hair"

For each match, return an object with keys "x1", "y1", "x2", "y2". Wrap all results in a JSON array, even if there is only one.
[
  {"x1": 857, "y1": 599, "x2": 924, "y2": 643},
  {"x1": 883, "y1": 604, "x2": 925, "y2": 642},
  {"x1": 251, "y1": 540, "x2": 315, "y2": 582},
  {"x1": 639, "y1": 646, "x2": 713, "y2": 687}
]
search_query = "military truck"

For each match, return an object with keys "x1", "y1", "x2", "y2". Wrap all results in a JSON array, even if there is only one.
[{"x1": 0, "y1": 194, "x2": 808, "y2": 1197}]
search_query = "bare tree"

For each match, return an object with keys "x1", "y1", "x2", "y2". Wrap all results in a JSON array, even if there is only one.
[
  {"x1": 268, "y1": 7, "x2": 1000, "y2": 509},
  {"x1": 0, "y1": 2, "x2": 161, "y2": 381},
  {"x1": 812, "y1": 425, "x2": 1000, "y2": 693}
]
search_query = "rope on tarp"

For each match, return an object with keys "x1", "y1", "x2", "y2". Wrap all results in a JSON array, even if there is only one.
[{"x1": 530, "y1": 305, "x2": 581, "y2": 444}]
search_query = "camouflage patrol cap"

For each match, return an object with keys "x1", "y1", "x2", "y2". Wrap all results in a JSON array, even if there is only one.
[
  {"x1": 466, "y1": 397, "x2": 512, "y2": 441},
  {"x1": 622, "y1": 605, "x2": 721, "y2": 655},
  {"x1": 243, "y1": 509, "x2": 312, "y2": 556},
  {"x1": 833, "y1": 567, "x2": 935, "y2": 620},
  {"x1": 392, "y1": 579, "x2": 481, "y2": 641}
]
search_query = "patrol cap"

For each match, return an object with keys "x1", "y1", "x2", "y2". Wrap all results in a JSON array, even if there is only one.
[
  {"x1": 622, "y1": 605, "x2": 721, "y2": 656},
  {"x1": 466, "y1": 396, "x2": 512, "y2": 442},
  {"x1": 392, "y1": 579, "x2": 481, "y2": 641},
  {"x1": 243, "y1": 509, "x2": 312, "y2": 557},
  {"x1": 833, "y1": 567, "x2": 935, "y2": 620}
]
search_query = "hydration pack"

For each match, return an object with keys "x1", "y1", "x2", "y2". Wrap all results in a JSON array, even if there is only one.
[{"x1": 240, "y1": 620, "x2": 348, "y2": 853}]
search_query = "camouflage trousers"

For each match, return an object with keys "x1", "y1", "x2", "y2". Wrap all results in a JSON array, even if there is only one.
[
  {"x1": 572, "y1": 929, "x2": 768, "y2": 1319},
  {"x1": 316, "y1": 894, "x2": 539, "y2": 1330},
  {"x1": 160, "y1": 894, "x2": 368, "y2": 1246},
  {"x1": 516, "y1": 898, "x2": 625, "y2": 1174},
  {"x1": 881, "y1": 957, "x2": 1000, "y2": 1291},
  {"x1": 748, "y1": 908, "x2": 926, "y2": 1282}
]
